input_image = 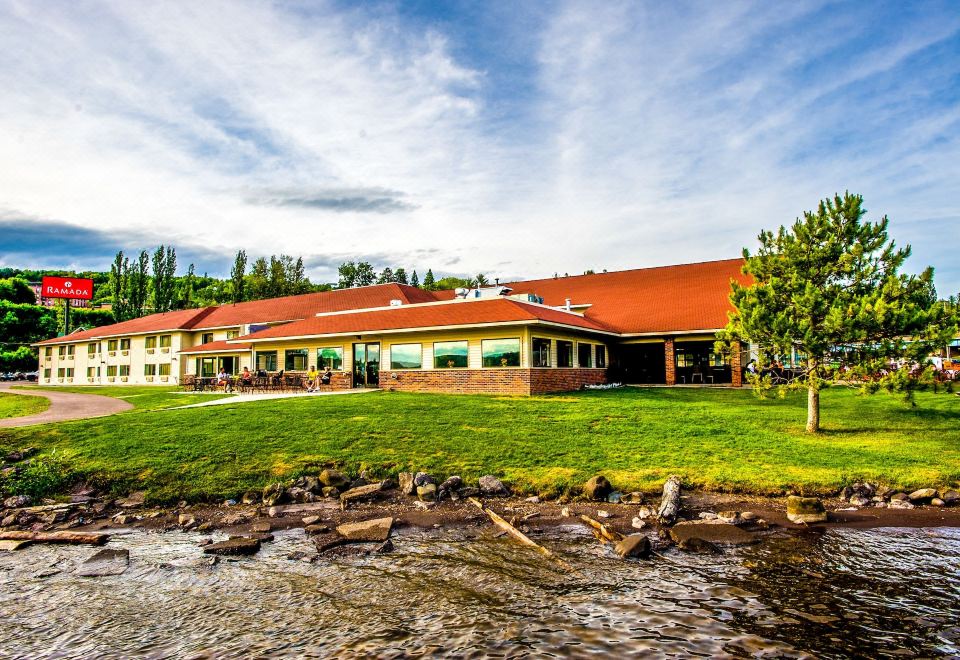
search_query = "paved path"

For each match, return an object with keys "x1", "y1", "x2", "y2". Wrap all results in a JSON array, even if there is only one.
[
  {"x1": 0, "y1": 382, "x2": 133, "y2": 428},
  {"x1": 171, "y1": 388, "x2": 376, "y2": 409}
]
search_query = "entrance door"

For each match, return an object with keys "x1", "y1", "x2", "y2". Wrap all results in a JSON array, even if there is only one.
[
  {"x1": 352, "y1": 343, "x2": 380, "y2": 387},
  {"x1": 218, "y1": 356, "x2": 236, "y2": 375}
]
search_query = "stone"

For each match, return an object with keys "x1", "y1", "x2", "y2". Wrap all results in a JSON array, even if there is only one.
[
  {"x1": 620, "y1": 491, "x2": 645, "y2": 505},
  {"x1": 458, "y1": 487, "x2": 480, "y2": 498},
  {"x1": 203, "y1": 536, "x2": 261, "y2": 556},
  {"x1": 438, "y1": 476, "x2": 463, "y2": 499},
  {"x1": 178, "y1": 514, "x2": 196, "y2": 528},
  {"x1": 596, "y1": 510, "x2": 612, "y2": 519},
  {"x1": 636, "y1": 505, "x2": 657, "y2": 519},
  {"x1": 3, "y1": 495, "x2": 31, "y2": 509},
  {"x1": 287, "y1": 550, "x2": 316, "y2": 563},
  {"x1": 321, "y1": 487, "x2": 340, "y2": 498},
  {"x1": 243, "y1": 532, "x2": 275, "y2": 543},
  {"x1": 479, "y1": 475, "x2": 509, "y2": 496},
  {"x1": 524, "y1": 496, "x2": 541, "y2": 504},
  {"x1": 340, "y1": 482, "x2": 386, "y2": 507},
  {"x1": 583, "y1": 475, "x2": 612, "y2": 501},
  {"x1": 251, "y1": 521, "x2": 272, "y2": 533},
  {"x1": 118, "y1": 491, "x2": 146, "y2": 508},
  {"x1": 375, "y1": 539, "x2": 394, "y2": 554},
  {"x1": 1, "y1": 513, "x2": 18, "y2": 527},
  {"x1": 786, "y1": 496, "x2": 827, "y2": 524},
  {"x1": 268, "y1": 502, "x2": 332, "y2": 517},
  {"x1": 336, "y1": 517, "x2": 393, "y2": 543},
  {"x1": 223, "y1": 499, "x2": 237, "y2": 507},
  {"x1": 678, "y1": 537, "x2": 723, "y2": 554},
  {"x1": 615, "y1": 534, "x2": 652, "y2": 559},
  {"x1": 221, "y1": 513, "x2": 250, "y2": 526},
  {"x1": 561, "y1": 506, "x2": 571, "y2": 517},
  {"x1": 398, "y1": 472, "x2": 416, "y2": 496},
  {"x1": 114, "y1": 514, "x2": 136, "y2": 525},
  {"x1": 417, "y1": 483, "x2": 437, "y2": 502},
  {"x1": 889, "y1": 492, "x2": 910, "y2": 502},
  {"x1": 931, "y1": 498, "x2": 946, "y2": 507},
  {"x1": 631, "y1": 517, "x2": 646, "y2": 530},
  {"x1": 0, "y1": 539, "x2": 32, "y2": 551},
  {"x1": 261, "y1": 483, "x2": 287, "y2": 507},
  {"x1": 739, "y1": 511, "x2": 758, "y2": 521},
  {"x1": 286, "y1": 487, "x2": 314, "y2": 504},
  {"x1": 414, "y1": 472, "x2": 435, "y2": 487},
  {"x1": 414, "y1": 500, "x2": 434, "y2": 510},
  {"x1": 717, "y1": 511, "x2": 740, "y2": 523},
  {"x1": 302, "y1": 515, "x2": 321, "y2": 526},
  {"x1": 75, "y1": 549, "x2": 130, "y2": 577},
  {"x1": 607, "y1": 492, "x2": 622, "y2": 504},
  {"x1": 908, "y1": 488, "x2": 938, "y2": 504},
  {"x1": 241, "y1": 490, "x2": 260, "y2": 505},
  {"x1": 301, "y1": 476, "x2": 322, "y2": 494},
  {"x1": 941, "y1": 490, "x2": 960, "y2": 506},
  {"x1": 669, "y1": 521, "x2": 759, "y2": 546},
  {"x1": 849, "y1": 495, "x2": 871, "y2": 507},
  {"x1": 889, "y1": 499, "x2": 915, "y2": 509},
  {"x1": 319, "y1": 469, "x2": 351, "y2": 489},
  {"x1": 699, "y1": 512, "x2": 718, "y2": 520},
  {"x1": 305, "y1": 524, "x2": 331, "y2": 535}
]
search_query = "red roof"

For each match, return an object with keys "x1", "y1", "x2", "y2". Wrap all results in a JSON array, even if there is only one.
[
  {"x1": 503, "y1": 259, "x2": 747, "y2": 334},
  {"x1": 35, "y1": 308, "x2": 215, "y2": 345},
  {"x1": 179, "y1": 340, "x2": 252, "y2": 354},
  {"x1": 240, "y1": 298, "x2": 613, "y2": 341}
]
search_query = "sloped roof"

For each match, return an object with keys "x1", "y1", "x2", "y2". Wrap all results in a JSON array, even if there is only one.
[
  {"x1": 239, "y1": 298, "x2": 614, "y2": 342},
  {"x1": 35, "y1": 308, "x2": 215, "y2": 345},
  {"x1": 179, "y1": 340, "x2": 253, "y2": 355},
  {"x1": 503, "y1": 258, "x2": 747, "y2": 334}
]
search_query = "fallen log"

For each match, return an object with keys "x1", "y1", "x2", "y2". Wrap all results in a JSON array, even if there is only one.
[
  {"x1": 469, "y1": 498, "x2": 573, "y2": 571},
  {"x1": 0, "y1": 530, "x2": 109, "y2": 546},
  {"x1": 656, "y1": 475, "x2": 683, "y2": 525},
  {"x1": 580, "y1": 514, "x2": 624, "y2": 543}
]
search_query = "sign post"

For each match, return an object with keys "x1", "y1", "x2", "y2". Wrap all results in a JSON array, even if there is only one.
[{"x1": 40, "y1": 276, "x2": 94, "y2": 336}]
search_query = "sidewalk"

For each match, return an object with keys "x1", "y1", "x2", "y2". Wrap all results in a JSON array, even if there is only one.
[
  {"x1": 0, "y1": 382, "x2": 133, "y2": 428},
  {"x1": 171, "y1": 387, "x2": 376, "y2": 409}
]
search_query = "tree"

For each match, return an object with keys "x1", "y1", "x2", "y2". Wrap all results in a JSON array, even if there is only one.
[
  {"x1": 127, "y1": 250, "x2": 150, "y2": 318},
  {"x1": 377, "y1": 267, "x2": 394, "y2": 284},
  {"x1": 718, "y1": 193, "x2": 958, "y2": 433},
  {"x1": 473, "y1": 273, "x2": 489, "y2": 287},
  {"x1": 0, "y1": 278, "x2": 36, "y2": 304},
  {"x1": 422, "y1": 269, "x2": 435, "y2": 290},
  {"x1": 289, "y1": 257, "x2": 307, "y2": 294},
  {"x1": 268, "y1": 256, "x2": 287, "y2": 298},
  {"x1": 109, "y1": 251, "x2": 130, "y2": 321},
  {"x1": 179, "y1": 263, "x2": 196, "y2": 309},
  {"x1": 230, "y1": 250, "x2": 247, "y2": 303},
  {"x1": 410, "y1": 270, "x2": 419, "y2": 288},
  {"x1": 248, "y1": 257, "x2": 269, "y2": 299},
  {"x1": 434, "y1": 276, "x2": 473, "y2": 290},
  {"x1": 337, "y1": 262, "x2": 357, "y2": 289},
  {"x1": 394, "y1": 268, "x2": 408, "y2": 285},
  {"x1": 151, "y1": 245, "x2": 177, "y2": 312}
]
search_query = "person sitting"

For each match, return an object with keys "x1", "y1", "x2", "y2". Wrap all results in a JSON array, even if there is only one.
[
  {"x1": 305, "y1": 366, "x2": 319, "y2": 392},
  {"x1": 240, "y1": 367, "x2": 253, "y2": 388},
  {"x1": 217, "y1": 367, "x2": 232, "y2": 393},
  {"x1": 320, "y1": 367, "x2": 332, "y2": 386}
]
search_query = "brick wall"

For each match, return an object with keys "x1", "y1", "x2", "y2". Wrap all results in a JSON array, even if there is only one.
[
  {"x1": 664, "y1": 338, "x2": 676, "y2": 385},
  {"x1": 730, "y1": 340, "x2": 743, "y2": 387},
  {"x1": 379, "y1": 368, "x2": 606, "y2": 395},
  {"x1": 529, "y1": 368, "x2": 607, "y2": 394}
]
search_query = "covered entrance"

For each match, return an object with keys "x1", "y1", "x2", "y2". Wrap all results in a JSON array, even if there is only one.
[
  {"x1": 352, "y1": 342, "x2": 380, "y2": 387},
  {"x1": 674, "y1": 340, "x2": 731, "y2": 384},
  {"x1": 195, "y1": 355, "x2": 239, "y2": 378},
  {"x1": 614, "y1": 342, "x2": 666, "y2": 384}
]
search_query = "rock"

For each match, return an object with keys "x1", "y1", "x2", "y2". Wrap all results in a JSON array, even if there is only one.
[
  {"x1": 786, "y1": 496, "x2": 827, "y2": 524},
  {"x1": 286, "y1": 487, "x2": 314, "y2": 504},
  {"x1": 852, "y1": 482, "x2": 876, "y2": 498},
  {"x1": 268, "y1": 502, "x2": 332, "y2": 517},
  {"x1": 414, "y1": 500, "x2": 434, "y2": 510},
  {"x1": 398, "y1": 472, "x2": 416, "y2": 496},
  {"x1": 615, "y1": 534, "x2": 652, "y2": 559},
  {"x1": 336, "y1": 517, "x2": 393, "y2": 542},
  {"x1": 113, "y1": 514, "x2": 136, "y2": 525},
  {"x1": 251, "y1": 521, "x2": 272, "y2": 533},
  {"x1": 241, "y1": 490, "x2": 260, "y2": 505},
  {"x1": 302, "y1": 515, "x2": 321, "y2": 526},
  {"x1": 620, "y1": 492, "x2": 644, "y2": 505},
  {"x1": 849, "y1": 495, "x2": 871, "y2": 507},
  {"x1": 262, "y1": 483, "x2": 287, "y2": 507},
  {"x1": 607, "y1": 492, "x2": 622, "y2": 504},
  {"x1": 203, "y1": 536, "x2": 261, "y2": 556},
  {"x1": 300, "y1": 476, "x2": 322, "y2": 494},
  {"x1": 596, "y1": 510, "x2": 612, "y2": 519},
  {"x1": 321, "y1": 487, "x2": 340, "y2": 498},
  {"x1": 889, "y1": 499, "x2": 915, "y2": 509},
  {"x1": 348, "y1": 478, "x2": 369, "y2": 490},
  {"x1": 178, "y1": 514, "x2": 196, "y2": 528},
  {"x1": 931, "y1": 498, "x2": 946, "y2": 507},
  {"x1": 118, "y1": 491, "x2": 146, "y2": 508},
  {"x1": 3, "y1": 495, "x2": 31, "y2": 509},
  {"x1": 243, "y1": 532, "x2": 275, "y2": 543},
  {"x1": 438, "y1": 476, "x2": 463, "y2": 499},
  {"x1": 375, "y1": 539, "x2": 394, "y2": 554},
  {"x1": 198, "y1": 538, "x2": 213, "y2": 547},
  {"x1": 459, "y1": 487, "x2": 480, "y2": 498},
  {"x1": 941, "y1": 490, "x2": 959, "y2": 506},
  {"x1": 669, "y1": 521, "x2": 759, "y2": 546},
  {"x1": 417, "y1": 483, "x2": 437, "y2": 502},
  {"x1": 678, "y1": 537, "x2": 723, "y2": 554},
  {"x1": 1, "y1": 513, "x2": 17, "y2": 527},
  {"x1": 0, "y1": 539, "x2": 32, "y2": 551},
  {"x1": 340, "y1": 482, "x2": 386, "y2": 507},
  {"x1": 287, "y1": 550, "x2": 316, "y2": 563},
  {"x1": 889, "y1": 492, "x2": 910, "y2": 502},
  {"x1": 305, "y1": 524, "x2": 331, "y2": 535},
  {"x1": 698, "y1": 512, "x2": 718, "y2": 520},
  {"x1": 414, "y1": 472, "x2": 435, "y2": 487},
  {"x1": 717, "y1": 511, "x2": 739, "y2": 523},
  {"x1": 478, "y1": 475, "x2": 509, "y2": 496},
  {"x1": 221, "y1": 513, "x2": 250, "y2": 526},
  {"x1": 561, "y1": 506, "x2": 571, "y2": 517},
  {"x1": 631, "y1": 517, "x2": 646, "y2": 530},
  {"x1": 739, "y1": 511, "x2": 758, "y2": 521},
  {"x1": 75, "y1": 549, "x2": 130, "y2": 576},
  {"x1": 223, "y1": 499, "x2": 237, "y2": 507},
  {"x1": 524, "y1": 496, "x2": 541, "y2": 504},
  {"x1": 636, "y1": 505, "x2": 657, "y2": 519},
  {"x1": 840, "y1": 486, "x2": 853, "y2": 501},
  {"x1": 583, "y1": 475, "x2": 612, "y2": 501},
  {"x1": 197, "y1": 522, "x2": 214, "y2": 532},
  {"x1": 908, "y1": 488, "x2": 938, "y2": 504},
  {"x1": 319, "y1": 469, "x2": 351, "y2": 489}
]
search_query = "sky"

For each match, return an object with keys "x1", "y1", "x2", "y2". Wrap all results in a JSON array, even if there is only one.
[{"x1": 0, "y1": 0, "x2": 958, "y2": 293}]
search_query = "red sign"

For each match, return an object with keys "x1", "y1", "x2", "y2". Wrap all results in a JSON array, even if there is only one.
[{"x1": 41, "y1": 276, "x2": 94, "y2": 301}]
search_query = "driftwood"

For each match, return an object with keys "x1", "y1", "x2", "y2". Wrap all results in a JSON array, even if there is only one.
[
  {"x1": 580, "y1": 514, "x2": 624, "y2": 543},
  {"x1": 469, "y1": 498, "x2": 573, "y2": 571},
  {"x1": 656, "y1": 475, "x2": 683, "y2": 525},
  {"x1": 0, "y1": 530, "x2": 109, "y2": 546}
]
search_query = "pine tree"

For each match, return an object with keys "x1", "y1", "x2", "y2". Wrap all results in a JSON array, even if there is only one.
[
  {"x1": 423, "y1": 269, "x2": 435, "y2": 290},
  {"x1": 290, "y1": 257, "x2": 307, "y2": 294},
  {"x1": 180, "y1": 263, "x2": 196, "y2": 308},
  {"x1": 410, "y1": 270, "x2": 419, "y2": 288},
  {"x1": 268, "y1": 256, "x2": 287, "y2": 298},
  {"x1": 719, "y1": 192, "x2": 958, "y2": 433},
  {"x1": 230, "y1": 249, "x2": 247, "y2": 303},
  {"x1": 377, "y1": 267, "x2": 394, "y2": 284}
]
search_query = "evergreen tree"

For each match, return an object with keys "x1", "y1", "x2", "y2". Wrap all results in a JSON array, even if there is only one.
[
  {"x1": 422, "y1": 268, "x2": 435, "y2": 290},
  {"x1": 126, "y1": 250, "x2": 150, "y2": 318},
  {"x1": 394, "y1": 268, "x2": 408, "y2": 285},
  {"x1": 288, "y1": 256, "x2": 307, "y2": 294},
  {"x1": 109, "y1": 251, "x2": 129, "y2": 321},
  {"x1": 150, "y1": 245, "x2": 177, "y2": 312},
  {"x1": 230, "y1": 249, "x2": 247, "y2": 303},
  {"x1": 180, "y1": 263, "x2": 196, "y2": 309},
  {"x1": 162, "y1": 246, "x2": 177, "y2": 309},
  {"x1": 719, "y1": 192, "x2": 958, "y2": 433},
  {"x1": 268, "y1": 256, "x2": 287, "y2": 298},
  {"x1": 410, "y1": 270, "x2": 419, "y2": 288},
  {"x1": 377, "y1": 267, "x2": 394, "y2": 284}
]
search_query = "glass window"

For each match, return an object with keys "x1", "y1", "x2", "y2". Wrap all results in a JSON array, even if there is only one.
[
  {"x1": 119, "y1": 338, "x2": 131, "y2": 350},
  {"x1": 87, "y1": 367, "x2": 96, "y2": 378},
  {"x1": 285, "y1": 349, "x2": 308, "y2": 371},
  {"x1": 709, "y1": 352, "x2": 729, "y2": 367},
  {"x1": 159, "y1": 335, "x2": 172, "y2": 348},
  {"x1": 57, "y1": 367, "x2": 65, "y2": 377},
  {"x1": 434, "y1": 341, "x2": 468, "y2": 368},
  {"x1": 532, "y1": 338, "x2": 551, "y2": 367},
  {"x1": 67, "y1": 345, "x2": 75, "y2": 356},
  {"x1": 144, "y1": 364, "x2": 157, "y2": 376},
  {"x1": 557, "y1": 341, "x2": 573, "y2": 368},
  {"x1": 198, "y1": 358, "x2": 215, "y2": 378},
  {"x1": 577, "y1": 343, "x2": 592, "y2": 368},
  {"x1": 65, "y1": 368, "x2": 74, "y2": 377},
  {"x1": 676, "y1": 351, "x2": 694, "y2": 368},
  {"x1": 482, "y1": 338, "x2": 521, "y2": 368},
  {"x1": 58, "y1": 346, "x2": 66, "y2": 357},
  {"x1": 317, "y1": 347, "x2": 344, "y2": 370},
  {"x1": 43, "y1": 368, "x2": 51, "y2": 379},
  {"x1": 88, "y1": 343, "x2": 97, "y2": 355},
  {"x1": 145, "y1": 336, "x2": 157, "y2": 349},
  {"x1": 119, "y1": 365, "x2": 130, "y2": 377},
  {"x1": 256, "y1": 351, "x2": 277, "y2": 372},
  {"x1": 108, "y1": 339, "x2": 118, "y2": 351},
  {"x1": 158, "y1": 363, "x2": 171, "y2": 376},
  {"x1": 44, "y1": 347, "x2": 52, "y2": 357},
  {"x1": 106, "y1": 366, "x2": 117, "y2": 377},
  {"x1": 226, "y1": 330, "x2": 239, "y2": 340},
  {"x1": 201, "y1": 333, "x2": 214, "y2": 345},
  {"x1": 390, "y1": 344, "x2": 422, "y2": 369},
  {"x1": 596, "y1": 345, "x2": 607, "y2": 368}
]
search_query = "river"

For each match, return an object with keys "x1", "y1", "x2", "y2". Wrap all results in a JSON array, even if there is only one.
[{"x1": 1, "y1": 524, "x2": 958, "y2": 658}]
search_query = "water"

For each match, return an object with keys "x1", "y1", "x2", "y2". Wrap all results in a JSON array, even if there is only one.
[{"x1": 1, "y1": 524, "x2": 958, "y2": 658}]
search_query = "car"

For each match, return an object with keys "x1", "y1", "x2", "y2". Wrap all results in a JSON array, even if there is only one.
[
  {"x1": 0, "y1": 372, "x2": 14, "y2": 381},
  {"x1": 14, "y1": 372, "x2": 25, "y2": 380},
  {"x1": 23, "y1": 371, "x2": 38, "y2": 382}
]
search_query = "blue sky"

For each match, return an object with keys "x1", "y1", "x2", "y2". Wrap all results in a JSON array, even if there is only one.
[{"x1": 0, "y1": 0, "x2": 958, "y2": 294}]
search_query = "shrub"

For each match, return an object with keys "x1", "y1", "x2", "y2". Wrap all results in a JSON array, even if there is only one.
[{"x1": 1, "y1": 453, "x2": 75, "y2": 500}]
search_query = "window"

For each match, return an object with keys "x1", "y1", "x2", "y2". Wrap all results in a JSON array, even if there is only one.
[
  {"x1": 144, "y1": 364, "x2": 157, "y2": 376},
  {"x1": 119, "y1": 365, "x2": 130, "y2": 377},
  {"x1": 556, "y1": 341, "x2": 573, "y2": 368},
  {"x1": 58, "y1": 346, "x2": 66, "y2": 357},
  {"x1": 106, "y1": 366, "x2": 117, "y2": 377},
  {"x1": 202, "y1": 333, "x2": 214, "y2": 345},
  {"x1": 318, "y1": 347, "x2": 344, "y2": 370},
  {"x1": 44, "y1": 347, "x2": 52, "y2": 358},
  {"x1": 285, "y1": 349, "x2": 308, "y2": 371},
  {"x1": 158, "y1": 363, "x2": 171, "y2": 376},
  {"x1": 108, "y1": 339, "x2": 118, "y2": 352},
  {"x1": 65, "y1": 368, "x2": 74, "y2": 378},
  {"x1": 86, "y1": 367, "x2": 97, "y2": 378},
  {"x1": 709, "y1": 352, "x2": 729, "y2": 367},
  {"x1": 577, "y1": 343, "x2": 592, "y2": 368},
  {"x1": 198, "y1": 358, "x2": 215, "y2": 378},
  {"x1": 159, "y1": 335, "x2": 172, "y2": 348},
  {"x1": 532, "y1": 338, "x2": 551, "y2": 367},
  {"x1": 119, "y1": 338, "x2": 131, "y2": 350},
  {"x1": 57, "y1": 367, "x2": 65, "y2": 377},
  {"x1": 390, "y1": 344, "x2": 422, "y2": 370},
  {"x1": 482, "y1": 338, "x2": 521, "y2": 368},
  {"x1": 145, "y1": 336, "x2": 157, "y2": 349},
  {"x1": 596, "y1": 345, "x2": 607, "y2": 368},
  {"x1": 88, "y1": 343, "x2": 98, "y2": 356},
  {"x1": 256, "y1": 351, "x2": 277, "y2": 372},
  {"x1": 675, "y1": 351, "x2": 694, "y2": 368},
  {"x1": 43, "y1": 368, "x2": 51, "y2": 379},
  {"x1": 434, "y1": 341, "x2": 468, "y2": 368},
  {"x1": 226, "y1": 330, "x2": 239, "y2": 340}
]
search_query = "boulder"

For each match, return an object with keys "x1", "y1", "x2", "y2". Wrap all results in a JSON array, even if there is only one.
[
  {"x1": 336, "y1": 517, "x2": 393, "y2": 542},
  {"x1": 414, "y1": 472, "x2": 435, "y2": 487},
  {"x1": 786, "y1": 496, "x2": 827, "y2": 524},
  {"x1": 178, "y1": 514, "x2": 196, "y2": 528},
  {"x1": 459, "y1": 487, "x2": 480, "y2": 498},
  {"x1": 615, "y1": 534, "x2": 652, "y2": 559},
  {"x1": 398, "y1": 472, "x2": 416, "y2": 496},
  {"x1": 636, "y1": 505, "x2": 657, "y2": 519},
  {"x1": 203, "y1": 536, "x2": 261, "y2": 556},
  {"x1": 438, "y1": 476, "x2": 463, "y2": 499},
  {"x1": 908, "y1": 488, "x2": 938, "y2": 504},
  {"x1": 889, "y1": 499, "x2": 915, "y2": 510},
  {"x1": 931, "y1": 498, "x2": 946, "y2": 507},
  {"x1": 849, "y1": 495, "x2": 871, "y2": 507},
  {"x1": 118, "y1": 491, "x2": 146, "y2": 508},
  {"x1": 2, "y1": 495, "x2": 30, "y2": 509},
  {"x1": 250, "y1": 521, "x2": 272, "y2": 533},
  {"x1": 889, "y1": 492, "x2": 910, "y2": 502},
  {"x1": 302, "y1": 515, "x2": 321, "y2": 526},
  {"x1": 631, "y1": 517, "x2": 646, "y2": 530},
  {"x1": 75, "y1": 548, "x2": 129, "y2": 577},
  {"x1": 305, "y1": 523, "x2": 331, "y2": 535},
  {"x1": 583, "y1": 476, "x2": 612, "y2": 501},
  {"x1": 717, "y1": 511, "x2": 740, "y2": 523},
  {"x1": 669, "y1": 521, "x2": 758, "y2": 546},
  {"x1": 319, "y1": 469, "x2": 351, "y2": 489},
  {"x1": 941, "y1": 490, "x2": 959, "y2": 506},
  {"x1": 241, "y1": 490, "x2": 260, "y2": 505},
  {"x1": 417, "y1": 483, "x2": 437, "y2": 502},
  {"x1": 678, "y1": 537, "x2": 723, "y2": 554},
  {"x1": 340, "y1": 482, "x2": 386, "y2": 507},
  {"x1": 321, "y1": 487, "x2": 340, "y2": 498},
  {"x1": 479, "y1": 475, "x2": 509, "y2": 496},
  {"x1": 620, "y1": 492, "x2": 644, "y2": 505},
  {"x1": 261, "y1": 483, "x2": 287, "y2": 507},
  {"x1": 300, "y1": 476, "x2": 322, "y2": 494},
  {"x1": 286, "y1": 487, "x2": 314, "y2": 504},
  {"x1": 524, "y1": 496, "x2": 541, "y2": 504}
]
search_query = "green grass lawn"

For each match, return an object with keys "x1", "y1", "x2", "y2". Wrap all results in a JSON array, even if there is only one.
[
  {"x1": 1, "y1": 387, "x2": 958, "y2": 503},
  {"x1": 13, "y1": 385, "x2": 230, "y2": 411},
  {"x1": 0, "y1": 391, "x2": 50, "y2": 419}
]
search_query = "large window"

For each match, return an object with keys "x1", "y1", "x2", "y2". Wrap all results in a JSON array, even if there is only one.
[
  {"x1": 144, "y1": 364, "x2": 157, "y2": 376},
  {"x1": 532, "y1": 338, "x2": 551, "y2": 367},
  {"x1": 44, "y1": 347, "x2": 52, "y2": 358},
  {"x1": 58, "y1": 346, "x2": 66, "y2": 357},
  {"x1": 318, "y1": 347, "x2": 344, "y2": 370},
  {"x1": 119, "y1": 338, "x2": 131, "y2": 350},
  {"x1": 201, "y1": 333, "x2": 214, "y2": 345},
  {"x1": 158, "y1": 363, "x2": 171, "y2": 376},
  {"x1": 226, "y1": 330, "x2": 239, "y2": 339},
  {"x1": 285, "y1": 348, "x2": 308, "y2": 371},
  {"x1": 198, "y1": 358, "x2": 215, "y2": 378},
  {"x1": 106, "y1": 366, "x2": 117, "y2": 377},
  {"x1": 596, "y1": 345, "x2": 607, "y2": 368},
  {"x1": 434, "y1": 341, "x2": 468, "y2": 368},
  {"x1": 88, "y1": 343, "x2": 98, "y2": 356},
  {"x1": 43, "y1": 368, "x2": 51, "y2": 379},
  {"x1": 86, "y1": 367, "x2": 97, "y2": 378},
  {"x1": 57, "y1": 367, "x2": 65, "y2": 377},
  {"x1": 256, "y1": 351, "x2": 278, "y2": 372},
  {"x1": 390, "y1": 344, "x2": 422, "y2": 369},
  {"x1": 577, "y1": 343, "x2": 592, "y2": 368},
  {"x1": 107, "y1": 339, "x2": 118, "y2": 352},
  {"x1": 557, "y1": 340, "x2": 573, "y2": 368},
  {"x1": 159, "y1": 335, "x2": 172, "y2": 349},
  {"x1": 118, "y1": 365, "x2": 130, "y2": 377},
  {"x1": 482, "y1": 338, "x2": 521, "y2": 368},
  {"x1": 145, "y1": 336, "x2": 157, "y2": 349}
]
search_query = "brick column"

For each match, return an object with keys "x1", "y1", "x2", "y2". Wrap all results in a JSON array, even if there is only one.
[
  {"x1": 730, "y1": 340, "x2": 742, "y2": 387},
  {"x1": 664, "y1": 338, "x2": 675, "y2": 385}
]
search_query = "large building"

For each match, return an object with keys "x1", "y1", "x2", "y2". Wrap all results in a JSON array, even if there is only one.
[{"x1": 33, "y1": 259, "x2": 750, "y2": 395}]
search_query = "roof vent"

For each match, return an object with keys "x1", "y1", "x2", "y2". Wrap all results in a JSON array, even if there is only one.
[
  {"x1": 454, "y1": 288, "x2": 470, "y2": 299},
  {"x1": 389, "y1": 299, "x2": 403, "y2": 307},
  {"x1": 564, "y1": 298, "x2": 572, "y2": 311}
]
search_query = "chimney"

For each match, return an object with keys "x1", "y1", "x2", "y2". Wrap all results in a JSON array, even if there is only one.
[{"x1": 564, "y1": 298, "x2": 571, "y2": 311}]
